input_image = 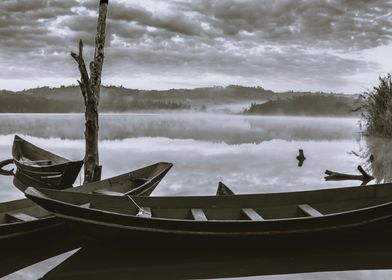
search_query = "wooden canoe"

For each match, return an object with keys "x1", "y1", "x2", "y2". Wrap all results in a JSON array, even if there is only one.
[
  {"x1": 12, "y1": 135, "x2": 84, "y2": 190},
  {"x1": 24, "y1": 182, "x2": 392, "y2": 246},
  {"x1": 0, "y1": 162, "x2": 172, "y2": 241}
]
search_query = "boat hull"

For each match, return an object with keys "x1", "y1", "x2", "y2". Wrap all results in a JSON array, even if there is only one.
[
  {"x1": 12, "y1": 135, "x2": 83, "y2": 190},
  {"x1": 1, "y1": 162, "x2": 172, "y2": 242},
  {"x1": 25, "y1": 184, "x2": 392, "y2": 248}
]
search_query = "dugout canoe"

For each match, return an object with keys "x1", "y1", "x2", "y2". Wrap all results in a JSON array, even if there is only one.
[
  {"x1": 0, "y1": 162, "x2": 172, "y2": 241},
  {"x1": 24, "y1": 182, "x2": 392, "y2": 246},
  {"x1": 12, "y1": 135, "x2": 84, "y2": 190}
]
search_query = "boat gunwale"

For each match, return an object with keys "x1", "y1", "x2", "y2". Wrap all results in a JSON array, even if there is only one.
[
  {"x1": 13, "y1": 135, "x2": 70, "y2": 164},
  {"x1": 13, "y1": 158, "x2": 83, "y2": 171},
  {"x1": 52, "y1": 203, "x2": 392, "y2": 236},
  {"x1": 25, "y1": 185, "x2": 392, "y2": 226},
  {"x1": 0, "y1": 162, "x2": 172, "y2": 238}
]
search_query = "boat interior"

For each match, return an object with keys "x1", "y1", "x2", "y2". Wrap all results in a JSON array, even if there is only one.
[
  {"x1": 29, "y1": 183, "x2": 392, "y2": 222},
  {"x1": 0, "y1": 199, "x2": 51, "y2": 224},
  {"x1": 1, "y1": 162, "x2": 172, "y2": 226},
  {"x1": 13, "y1": 135, "x2": 68, "y2": 165},
  {"x1": 69, "y1": 162, "x2": 172, "y2": 196}
]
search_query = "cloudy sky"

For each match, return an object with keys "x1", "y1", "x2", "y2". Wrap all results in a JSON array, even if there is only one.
[{"x1": 0, "y1": 0, "x2": 391, "y2": 93}]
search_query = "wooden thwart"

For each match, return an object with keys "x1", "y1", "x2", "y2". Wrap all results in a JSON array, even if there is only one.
[
  {"x1": 93, "y1": 189, "x2": 123, "y2": 196},
  {"x1": 21, "y1": 160, "x2": 52, "y2": 165},
  {"x1": 6, "y1": 212, "x2": 38, "y2": 222},
  {"x1": 298, "y1": 204, "x2": 323, "y2": 217},
  {"x1": 79, "y1": 203, "x2": 91, "y2": 208},
  {"x1": 136, "y1": 207, "x2": 152, "y2": 218},
  {"x1": 191, "y1": 208, "x2": 208, "y2": 221},
  {"x1": 242, "y1": 208, "x2": 264, "y2": 221},
  {"x1": 41, "y1": 174, "x2": 62, "y2": 179}
]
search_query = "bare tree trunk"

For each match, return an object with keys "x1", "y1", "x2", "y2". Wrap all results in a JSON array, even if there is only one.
[{"x1": 71, "y1": 0, "x2": 109, "y2": 183}]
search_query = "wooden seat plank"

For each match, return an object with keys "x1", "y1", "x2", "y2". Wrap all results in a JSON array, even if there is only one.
[
  {"x1": 242, "y1": 208, "x2": 264, "y2": 221},
  {"x1": 79, "y1": 203, "x2": 91, "y2": 208},
  {"x1": 136, "y1": 207, "x2": 152, "y2": 218},
  {"x1": 191, "y1": 208, "x2": 208, "y2": 221},
  {"x1": 298, "y1": 204, "x2": 323, "y2": 217},
  {"x1": 93, "y1": 190, "x2": 123, "y2": 196},
  {"x1": 6, "y1": 212, "x2": 38, "y2": 222},
  {"x1": 40, "y1": 174, "x2": 62, "y2": 179},
  {"x1": 21, "y1": 160, "x2": 52, "y2": 165}
]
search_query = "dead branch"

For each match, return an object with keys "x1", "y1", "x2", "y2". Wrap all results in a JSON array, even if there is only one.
[{"x1": 324, "y1": 165, "x2": 374, "y2": 186}]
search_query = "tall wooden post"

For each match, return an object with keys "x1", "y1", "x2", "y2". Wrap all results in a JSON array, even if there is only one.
[{"x1": 71, "y1": 0, "x2": 109, "y2": 183}]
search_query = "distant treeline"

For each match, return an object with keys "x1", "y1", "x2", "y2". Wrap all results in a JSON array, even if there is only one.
[
  {"x1": 243, "y1": 94, "x2": 359, "y2": 116},
  {"x1": 0, "y1": 91, "x2": 81, "y2": 113},
  {"x1": 0, "y1": 85, "x2": 275, "y2": 113},
  {"x1": 0, "y1": 90, "x2": 189, "y2": 113},
  {"x1": 0, "y1": 85, "x2": 358, "y2": 113}
]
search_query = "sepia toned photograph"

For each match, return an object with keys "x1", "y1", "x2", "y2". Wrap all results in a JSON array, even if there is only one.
[{"x1": 0, "y1": 0, "x2": 392, "y2": 279}]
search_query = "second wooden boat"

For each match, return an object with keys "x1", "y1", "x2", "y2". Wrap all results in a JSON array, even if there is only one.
[
  {"x1": 0, "y1": 162, "x2": 172, "y2": 242},
  {"x1": 12, "y1": 135, "x2": 84, "y2": 190}
]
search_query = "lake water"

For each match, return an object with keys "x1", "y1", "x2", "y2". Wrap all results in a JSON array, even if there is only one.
[{"x1": 1, "y1": 113, "x2": 392, "y2": 279}]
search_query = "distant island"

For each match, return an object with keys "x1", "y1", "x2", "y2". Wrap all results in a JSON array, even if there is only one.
[
  {"x1": 0, "y1": 85, "x2": 359, "y2": 115},
  {"x1": 243, "y1": 94, "x2": 360, "y2": 116}
]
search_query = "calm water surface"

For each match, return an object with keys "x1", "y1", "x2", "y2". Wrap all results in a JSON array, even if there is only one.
[{"x1": 1, "y1": 113, "x2": 392, "y2": 279}]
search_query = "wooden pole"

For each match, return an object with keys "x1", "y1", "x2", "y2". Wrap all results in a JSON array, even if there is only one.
[
  {"x1": 296, "y1": 149, "x2": 306, "y2": 167},
  {"x1": 71, "y1": 0, "x2": 108, "y2": 183}
]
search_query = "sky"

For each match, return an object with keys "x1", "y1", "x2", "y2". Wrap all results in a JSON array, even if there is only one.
[{"x1": 0, "y1": 0, "x2": 391, "y2": 93}]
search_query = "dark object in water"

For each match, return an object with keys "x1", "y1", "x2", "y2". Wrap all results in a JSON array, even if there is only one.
[
  {"x1": 0, "y1": 162, "x2": 172, "y2": 242},
  {"x1": 12, "y1": 135, "x2": 84, "y2": 190},
  {"x1": 325, "y1": 165, "x2": 374, "y2": 186},
  {"x1": 296, "y1": 149, "x2": 306, "y2": 167},
  {"x1": 25, "y1": 182, "x2": 392, "y2": 245}
]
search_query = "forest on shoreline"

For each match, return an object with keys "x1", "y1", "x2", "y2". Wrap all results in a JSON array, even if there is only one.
[
  {"x1": 243, "y1": 94, "x2": 360, "y2": 116},
  {"x1": 0, "y1": 85, "x2": 358, "y2": 115}
]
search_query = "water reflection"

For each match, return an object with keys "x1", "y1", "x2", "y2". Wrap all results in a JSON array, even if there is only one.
[
  {"x1": 0, "y1": 114, "x2": 359, "y2": 143},
  {"x1": 0, "y1": 227, "x2": 82, "y2": 278},
  {"x1": 353, "y1": 136, "x2": 392, "y2": 184},
  {"x1": 40, "y1": 228, "x2": 392, "y2": 279},
  {"x1": 0, "y1": 135, "x2": 367, "y2": 201},
  {"x1": 1, "y1": 113, "x2": 392, "y2": 279}
]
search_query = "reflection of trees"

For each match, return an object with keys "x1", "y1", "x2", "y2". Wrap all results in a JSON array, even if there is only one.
[{"x1": 355, "y1": 137, "x2": 392, "y2": 183}]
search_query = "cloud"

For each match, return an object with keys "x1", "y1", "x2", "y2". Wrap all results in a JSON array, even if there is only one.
[
  {"x1": 0, "y1": 0, "x2": 391, "y2": 92},
  {"x1": 184, "y1": 0, "x2": 392, "y2": 50}
]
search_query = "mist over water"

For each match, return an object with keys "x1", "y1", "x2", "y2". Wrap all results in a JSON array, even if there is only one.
[
  {"x1": 0, "y1": 114, "x2": 362, "y2": 202},
  {"x1": 0, "y1": 113, "x2": 358, "y2": 143},
  {"x1": 1, "y1": 113, "x2": 391, "y2": 280}
]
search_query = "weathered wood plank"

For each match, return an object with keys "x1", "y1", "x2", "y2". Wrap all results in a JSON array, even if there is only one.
[
  {"x1": 21, "y1": 160, "x2": 52, "y2": 165},
  {"x1": 6, "y1": 212, "x2": 38, "y2": 222},
  {"x1": 79, "y1": 203, "x2": 91, "y2": 208},
  {"x1": 93, "y1": 189, "x2": 123, "y2": 196},
  {"x1": 136, "y1": 207, "x2": 152, "y2": 218},
  {"x1": 191, "y1": 208, "x2": 208, "y2": 221},
  {"x1": 298, "y1": 204, "x2": 323, "y2": 217},
  {"x1": 242, "y1": 208, "x2": 264, "y2": 221}
]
